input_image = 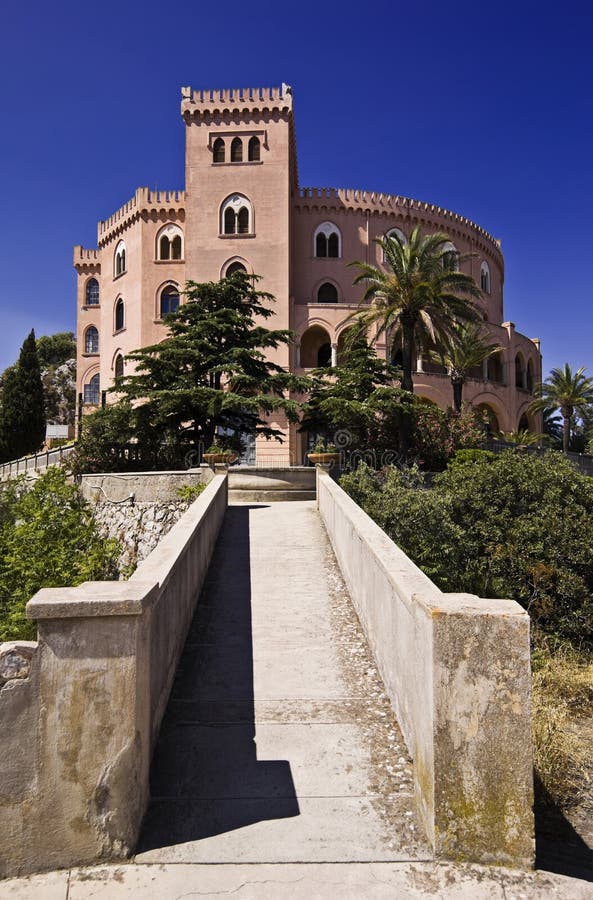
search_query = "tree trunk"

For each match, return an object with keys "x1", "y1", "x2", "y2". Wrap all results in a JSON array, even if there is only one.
[
  {"x1": 562, "y1": 411, "x2": 571, "y2": 453},
  {"x1": 452, "y1": 378, "x2": 463, "y2": 413},
  {"x1": 400, "y1": 319, "x2": 415, "y2": 393}
]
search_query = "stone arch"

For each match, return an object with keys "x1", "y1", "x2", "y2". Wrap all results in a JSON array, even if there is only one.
[
  {"x1": 300, "y1": 324, "x2": 332, "y2": 368},
  {"x1": 314, "y1": 279, "x2": 340, "y2": 303},
  {"x1": 221, "y1": 256, "x2": 251, "y2": 278},
  {"x1": 475, "y1": 401, "x2": 502, "y2": 437}
]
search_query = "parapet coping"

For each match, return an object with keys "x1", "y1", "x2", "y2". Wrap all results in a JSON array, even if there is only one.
[
  {"x1": 296, "y1": 188, "x2": 502, "y2": 255},
  {"x1": 318, "y1": 470, "x2": 526, "y2": 620}
]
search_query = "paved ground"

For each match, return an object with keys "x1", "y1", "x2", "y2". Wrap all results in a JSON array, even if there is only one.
[{"x1": 137, "y1": 500, "x2": 429, "y2": 864}]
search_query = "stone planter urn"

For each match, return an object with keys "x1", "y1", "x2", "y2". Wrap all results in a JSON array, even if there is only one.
[
  {"x1": 203, "y1": 452, "x2": 238, "y2": 466},
  {"x1": 307, "y1": 452, "x2": 339, "y2": 466}
]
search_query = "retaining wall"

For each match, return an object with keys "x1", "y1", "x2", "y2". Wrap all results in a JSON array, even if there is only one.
[
  {"x1": 0, "y1": 474, "x2": 227, "y2": 877},
  {"x1": 317, "y1": 469, "x2": 534, "y2": 867},
  {"x1": 79, "y1": 467, "x2": 213, "y2": 503}
]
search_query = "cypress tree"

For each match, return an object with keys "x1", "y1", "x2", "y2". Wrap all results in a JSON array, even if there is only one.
[{"x1": 0, "y1": 330, "x2": 46, "y2": 462}]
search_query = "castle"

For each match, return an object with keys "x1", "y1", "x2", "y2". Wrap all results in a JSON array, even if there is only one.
[{"x1": 74, "y1": 84, "x2": 541, "y2": 464}]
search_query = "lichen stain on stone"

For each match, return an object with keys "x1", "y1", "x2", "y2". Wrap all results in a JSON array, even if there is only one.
[{"x1": 57, "y1": 670, "x2": 112, "y2": 784}]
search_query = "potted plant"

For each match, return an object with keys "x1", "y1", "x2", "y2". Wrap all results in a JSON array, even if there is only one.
[
  {"x1": 307, "y1": 438, "x2": 339, "y2": 466},
  {"x1": 202, "y1": 443, "x2": 238, "y2": 466}
]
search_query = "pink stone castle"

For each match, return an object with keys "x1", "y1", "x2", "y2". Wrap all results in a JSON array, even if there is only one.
[{"x1": 75, "y1": 84, "x2": 541, "y2": 465}]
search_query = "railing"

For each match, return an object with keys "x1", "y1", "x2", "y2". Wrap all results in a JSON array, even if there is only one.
[
  {"x1": 0, "y1": 444, "x2": 76, "y2": 481},
  {"x1": 483, "y1": 440, "x2": 593, "y2": 477}
]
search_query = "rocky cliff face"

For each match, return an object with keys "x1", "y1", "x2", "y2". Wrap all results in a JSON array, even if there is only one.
[{"x1": 92, "y1": 499, "x2": 190, "y2": 574}]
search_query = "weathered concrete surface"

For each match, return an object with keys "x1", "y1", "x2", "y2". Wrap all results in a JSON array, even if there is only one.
[
  {"x1": 317, "y1": 469, "x2": 534, "y2": 867},
  {"x1": 79, "y1": 467, "x2": 212, "y2": 503},
  {"x1": 2, "y1": 863, "x2": 592, "y2": 899},
  {"x1": 92, "y1": 499, "x2": 192, "y2": 571},
  {"x1": 136, "y1": 501, "x2": 430, "y2": 864},
  {"x1": 227, "y1": 465, "x2": 316, "y2": 500},
  {"x1": 0, "y1": 476, "x2": 227, "y2": 878}
]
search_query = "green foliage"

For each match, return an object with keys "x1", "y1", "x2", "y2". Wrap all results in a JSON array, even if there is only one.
[
  {"x1": 37, "y1": 332, "x2": 76, "y2": 426},
  {"x1": 68, "y1": 403, "x2": 136, "y2": 475},
  {"x1": 530, "y1": 364, "x2": 593, "y2": 452},
  {"x1": 299, "y1": 339, "x2": 411, "y2": 457},
  {"x1": 0, "y1": 468, "x2": 119, "y2": 641},
  {"x1": 429, "y1": 322, "x2": 501, "y2": 411},
  {"x1": 36, "y1": 332, "x2": 76, "y2": 369},
  {"x1": 342, "y1": 452, "x2": 593, "y2": 646},
  {"x1": 411, "y1": 403, "x2": 487, "y2": 470},
  {"x1": 175, "y1": 483, "x2": 207, "y2": 501},
  {"x1": 113, "y1": 272, "x2": 310, "y2": 455},
  {"x1": 0, "y1": 329, "x2": 46, "y2": 462},
  {"x1": 349, "y1": 226, "x2": 481, "y2": 392}
]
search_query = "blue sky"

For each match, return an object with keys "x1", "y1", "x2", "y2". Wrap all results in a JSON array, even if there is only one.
[{"x1": 0, "y1": 1, "x2": 591, "y2": 377}]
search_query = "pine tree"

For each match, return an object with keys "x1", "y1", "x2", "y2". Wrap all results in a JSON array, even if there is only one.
[
  {"x1": 0, "y1": 329, "x2": 46, "y2": 462},
  {"x1": 115, "y1": 273, "x2": 310, "y2": 455}
]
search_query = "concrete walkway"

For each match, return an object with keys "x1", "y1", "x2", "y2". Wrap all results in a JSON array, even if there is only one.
[
  {"x1": 137, "y1": 500, "x2": 430, "y2": 863},
  {"x1": 2, "y1": 501, "x2": 592, "y2": 897}
]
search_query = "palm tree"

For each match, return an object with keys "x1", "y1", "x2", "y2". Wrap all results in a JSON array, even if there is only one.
[
  {"x1": 430, "y1": 322, "x2": 501, "y2": 412},
  {"x1": 530, "y1": 364, "x2": 593, "y2": 452},
  {"x1": 349, "y1": 226, "x2": 481, "y2": 393}
]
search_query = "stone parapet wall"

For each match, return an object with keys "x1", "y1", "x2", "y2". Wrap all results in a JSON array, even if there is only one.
[
  {"x1": 79, "y1": 467, "x2": 213, "y2": 503},
  {"x1": 0, "y1": 474, "x2": 227, "y2": 878},
  {"x1": 317, "y1": 469, "x2": 534, "y2": 868}
]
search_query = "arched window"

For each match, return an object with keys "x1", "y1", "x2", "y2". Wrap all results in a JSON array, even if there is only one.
[
  {"x1": 156, "y1": 224, "x2": 183, "y2": 261},
  {"x1": 84, "y1": 373, "x2": 100, "y2": 405},
  {"x1": 526, "y1": 359, "x2": 534, "y2": 392},
  {"x1": 160, "y1": 284, "x2": 180, "y2": 317},
  {"x1": 114, "y1": 354, "x2": 124, "y2": 379},
  {"x1": 213, "y1": 137, "x2": 225, "y2": 163},
  {"x1": 231, "y1": 137, "x2": 243, "y2": 162},
  {"x1": 159, "y1": 235, "x2": 170, "y2": 260},
  {"x1": 515, "y1": 354, "x2": 526, "y2": 388},
  {"x1": 313, "y1": 222, "x2": 341, "y2": 258},
  {"x1": 85, "y1": 278, "x2": 100, "y2": 306},
  {"x1": 114, "y1": 241, "x2": 126, "y2": 276},
  {"x1": 518, "y1": 413, "x2": 530, "y2": 432},
  {"x1": 480, "y1": 261, "x2": 491, "y2": 293},
  {"x1": 317, "y1": 282, "x2": 338, "y2": 303},
  {"x1": 115, "y1": 298, "x2": 125, "y2": 332},
  {"x1": 221, "y1": 194, "x2": 253, "y2": 235},
  {"x1": 248, "y1": 136, "x2": 261, "y2": 161},
  {"x1": 84, "y1": 326, "x2": 99, "y2": 354},
  {"x1": 442, "y1": 242, "x2": 459, "y2": 272},
  {"x1": 226, "y1": 261, "x2": 247, "y2": 277},
  {"x1": 382, "y1": 228, "x2": 406, "y2": 261}
]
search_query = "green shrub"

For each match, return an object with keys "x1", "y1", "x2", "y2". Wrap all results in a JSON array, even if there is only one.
[
  {"x1": 176, "y1": 483, "x2": 207, "y2": 501},
  {"x1": 342, "y1": 452, "x2": 593, "y2": 647},
  {"x1": 0, "y1": 468, "x2": 120, "y2": 641}
]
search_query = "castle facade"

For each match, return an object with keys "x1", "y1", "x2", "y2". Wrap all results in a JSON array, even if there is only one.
[{"x1": 75, "y1": 84, "x2": 541, "y2": 464}]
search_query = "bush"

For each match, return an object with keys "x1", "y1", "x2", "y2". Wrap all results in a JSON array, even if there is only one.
[
  {"x1": 342, "y1": 451, "x2": 593, "y2": 647},
  {"x1": 0, "y1": 468, "x2": 120, "y2": 641}
]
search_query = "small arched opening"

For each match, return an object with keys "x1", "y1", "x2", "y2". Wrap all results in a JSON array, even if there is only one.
[
  {"x1": 317, "y1": 282, "x2": 338, "y2": 303},
  {"x1": 300, "y1": 325, "x2": 332, "y2": 368}
]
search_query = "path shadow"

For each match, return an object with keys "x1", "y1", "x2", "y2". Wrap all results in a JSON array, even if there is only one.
[
  {"x1": 534, "y1": 775, "x2": 593, "y2": 882},
  {"x1": 137, "y1": 505, "x2": 299, "y2": 853}
]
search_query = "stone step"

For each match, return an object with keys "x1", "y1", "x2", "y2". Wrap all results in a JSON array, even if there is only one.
[{"x1": 228, "y1": 489, "x2": 316, "y2": 502}]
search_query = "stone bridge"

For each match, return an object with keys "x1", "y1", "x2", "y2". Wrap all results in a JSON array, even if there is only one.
[{"x1": 0, "y1": 469, "x2": 534, "y2": 880}]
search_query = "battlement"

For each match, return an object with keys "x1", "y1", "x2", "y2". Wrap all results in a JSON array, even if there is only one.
[
  {"x1": 296, "y1": 187, "x2": 503, "y2": 256},
  {"x1": 97, "y1": 187, "x2": 186, "y2": 246},
  {"x1": 73, "y1": 245, "x2": 100, "y2": 270},
  {"x1": 181, "y1": 84, "x2": 292, "y2": 119}
]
